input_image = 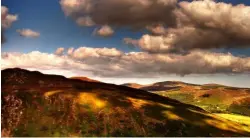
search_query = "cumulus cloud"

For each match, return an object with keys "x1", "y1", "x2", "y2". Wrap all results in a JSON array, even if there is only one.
[
  {"x1": 137, "y1": 34, "x2": 173, "y2": 53},
  {"x1": 133, "y1": 0, "x2": 250, "y2": 53},
  {"x1": 176, "y1": 0, "x2": 250, "y2": 50},
  {"x1": 60, "y1": 0, "x2": 250, "y2": 52},
  {"x1": 93, "y1": 25, "x2": 114, "y2": 37},
  {"x1": 2, "y1": 46, "x2": 250, "y2": 78},
  {"x1": 60, "y1": 0, "x2": 178, "y2": 28},
  {"x1": 55, "y1": 47, "x2": 65, "y2": 55},
  {"x1": 67, "y1": 47, "x2": 123, "y2": 59},
  {"x1": 1, "y1": 6, "x2": 18, "y2": 43},
  {"x1": 1, "y1": 6, "x2": 18, "y2": 29},
  {"x1": 16, "y1": 29, "x2": 40, "y2": 38}
]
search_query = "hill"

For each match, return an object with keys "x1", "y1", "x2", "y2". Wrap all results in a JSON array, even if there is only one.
[
  {"x1": 122, "y1": 83, "x2": 145, "y2": 89},
  {"x1": 139, "y1": 81, "x2": 199, "y2": 91},
  {"x1": 2, "y1": 68, "x2": 250, "y2": 137},
  {"x1": 70, "y1": 77, "x2": 100, "y2": 82},
  {"x1": 125, "y1": 81, "x2": 250, "y2": 116}
]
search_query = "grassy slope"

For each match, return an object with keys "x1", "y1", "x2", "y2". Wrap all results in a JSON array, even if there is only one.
[
  {"x1": 149, "y1": 85, "x2": 250, "y2": 134},
  {"x1": 154, "y1": 86, "x2": 250, "y2": 115},
  {"x1": 3, "y1": 88, "x2": 250, "y2": 137},
  {"x1": 215, "y1": 113, "x2": 250, "y2": 133},
  {"x1": 2, "y1": 69, "x2": 250, "y2": 137}
]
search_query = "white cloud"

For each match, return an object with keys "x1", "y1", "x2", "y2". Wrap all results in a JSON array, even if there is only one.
[
  {"x1": 67, "y1": 47, "x2": 123, "y2": 59},
  {"x1": 93, "y1": 25, "x2": 114, "y2": 37},
  {"x1": 2, "y1": 47, "x2": 250, "y2": 78},
  {"x1": 16, "y1": 29, "x2": 40, "y2": 38},
  {"x1": 1, "y1": 6, "x2": 18, "y2": 29},
  {"x1": 1, "y1": 6, "x2": 18, "y2": 43},
  {"x1": 1, "y1": 51, "x2": 93, "y2": 73},
  {"x1": 137, "y1": 34, "x2": 172, "y2": 53}
]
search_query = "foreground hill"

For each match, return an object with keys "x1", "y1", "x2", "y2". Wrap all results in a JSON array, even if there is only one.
[
  {"x1": 124, "y1": 81, "x2": 250, "y2": 116},
  {"x1": 2, "y1": 68, "x2": 250, "y2": 137}
]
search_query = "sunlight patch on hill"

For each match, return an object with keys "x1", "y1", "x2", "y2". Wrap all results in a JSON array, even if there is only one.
[
  {"x1": 215, "y1": 114, "x2": 250, "y2": 132},
  {"x1": 44, "y1": 90, "x2": 63, "y2": 97},
  {"x1": 159, "y1": 103, "x2": 174, "y2": 109},
  {"x1": 164, "y1": 111, "x2": 184, "y2": 121},
  {"x1": 204, "y1": 117, "x2": 249, "y2": 134},
  {"x1": 77, "y1": 93, "x2": 107, "y2": 109},
  {"x1": 127, "y1": 97, "x2": 150, "y2": 109}
]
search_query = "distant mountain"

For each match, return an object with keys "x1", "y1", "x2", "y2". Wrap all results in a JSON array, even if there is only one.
[
  {"x1": 2, "y1": 68, "x2": 250, "y2": 137},
  {"x1": 139, "y1": 81, "x2": 199, "y2": 91},
  {"x1": 203, "y1": 83, "x2": 226, "y2": 87},
  {"x1": 122, "y1": 83, "x2": 145, "y2": 89},
  {"x1": 70, "y1": 76, "x2": 100, "y2": 82}
]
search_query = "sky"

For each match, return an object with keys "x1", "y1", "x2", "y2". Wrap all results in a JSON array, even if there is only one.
[
  {"x1": 2, "y1": 0, "x2": 144, "y2": 53},
  {"x1": 1, "y1": 0, "x2": 250, "y2": 87}
]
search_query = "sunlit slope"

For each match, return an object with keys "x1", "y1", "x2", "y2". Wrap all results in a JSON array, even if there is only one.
[
  {"x1": 129, "y1": 81, "x2": 250, "y2": 115},
  {"x1": 2, "y1": 68, "x2": 250, "y2": 137},
  {"x1": 215, "y1": 113, "x2": 250, "y2": 132},
  {"x1": 155, "y1": 87, "x2": 250, "y2": 115}
]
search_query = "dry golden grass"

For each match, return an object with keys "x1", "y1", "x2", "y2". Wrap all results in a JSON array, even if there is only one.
[
  {"x1": 44, "y1": 90, "x2": 63, "y2": 97},
  {"x1": 215, "y1": 113, "x2": 250, "y2": 133},
  {"x1": 77, "y1": 93, "x2": 107, "y2": 109}
]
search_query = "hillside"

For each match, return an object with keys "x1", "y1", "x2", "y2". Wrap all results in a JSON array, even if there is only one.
[
  {"x1": 122, "y1": 83, "x2": 145, "y2": 89},
  {"x1": 2, "y1": 68, "x2": 250, "y2": 137},
  {"x1": 70, "y1": 77, "x2": 100, "y2": 83},
  {"x1": 126, "y1": 81, "x2": 250, "y2": 116}
]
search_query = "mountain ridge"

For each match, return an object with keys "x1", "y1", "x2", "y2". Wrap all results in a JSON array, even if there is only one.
[{"x1": 70, "y1": 76, "x2": 100, "y2": 83}]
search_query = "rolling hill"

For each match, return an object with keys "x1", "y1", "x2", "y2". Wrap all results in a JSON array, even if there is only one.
[
  {"x1": 123, "y1": 81, "x2": 250, "y2": 116},
  {"x1": 122, "y1": 83, "x2": 145, "y2": 89},
  {"x1": 2, "y1": 68, "x2": 250, "y2": 137}
]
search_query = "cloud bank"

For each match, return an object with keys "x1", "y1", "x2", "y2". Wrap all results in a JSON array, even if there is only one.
[{"x1": 2, "y1": 47, "x2": 250, "y2": 78}]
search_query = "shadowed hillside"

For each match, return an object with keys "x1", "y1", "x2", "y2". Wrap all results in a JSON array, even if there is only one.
[{"x1": 2, "y1": 68, "x2": 250, "y2": 137}]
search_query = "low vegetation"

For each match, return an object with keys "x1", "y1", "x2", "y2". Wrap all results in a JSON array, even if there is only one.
[{"x1": 2, "y1": 68, "x2": 250, "y2": 137}]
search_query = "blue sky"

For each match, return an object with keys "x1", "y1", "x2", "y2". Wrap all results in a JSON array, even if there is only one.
[{"x1": 1, "y1": 0, "x2": 250, "y2": 87}]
